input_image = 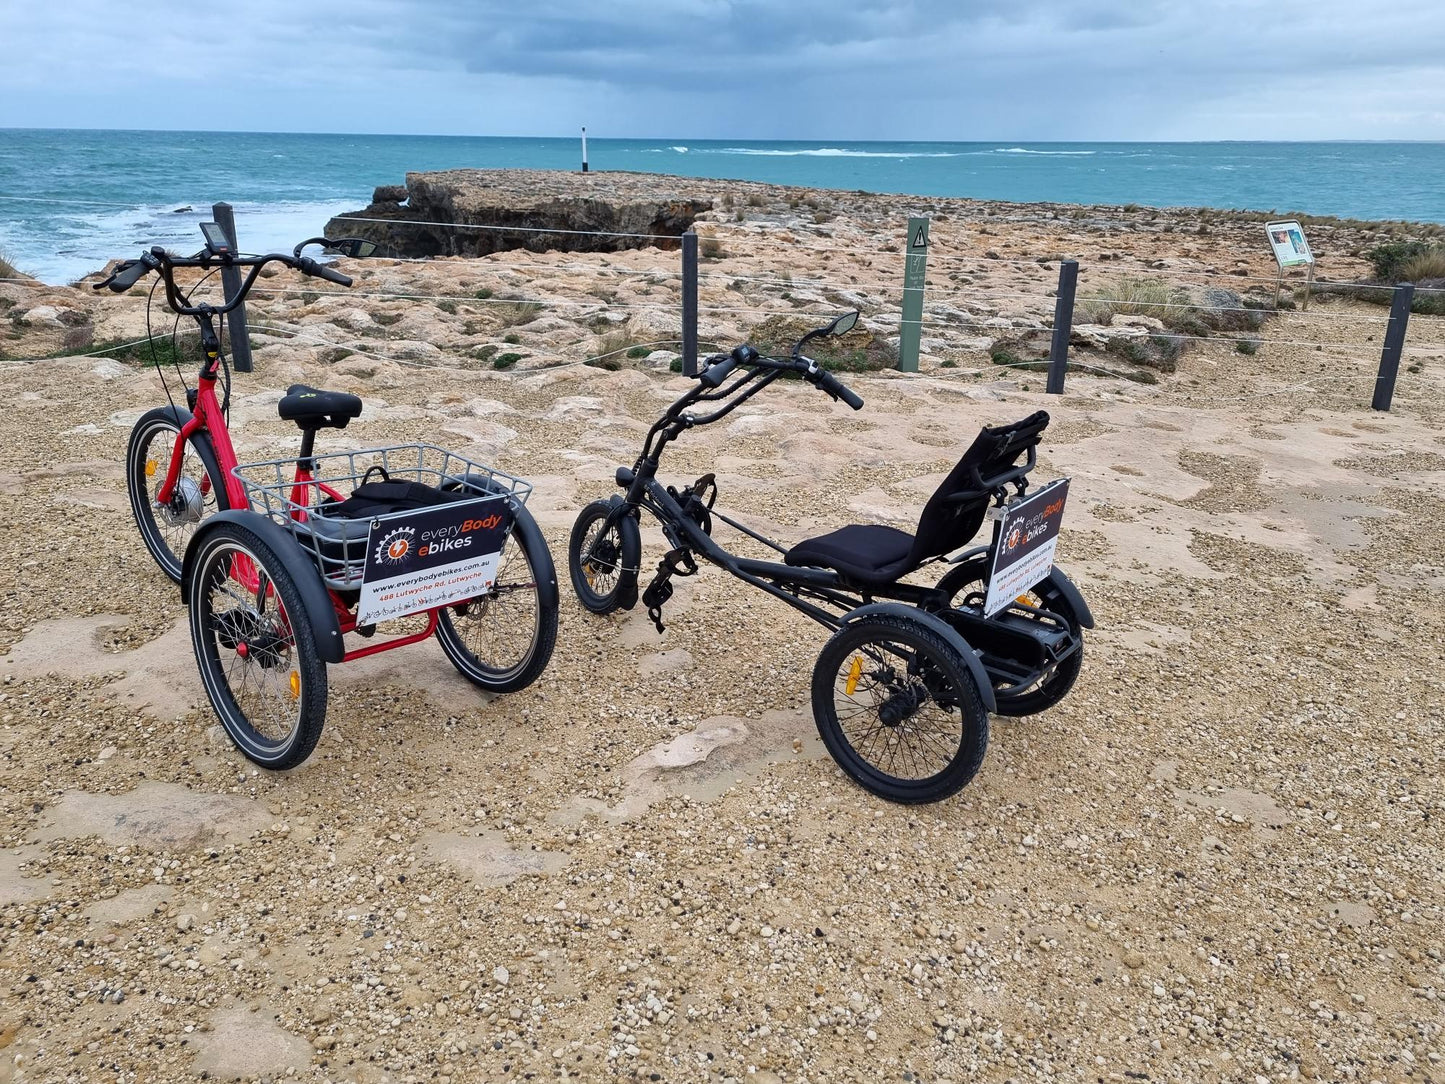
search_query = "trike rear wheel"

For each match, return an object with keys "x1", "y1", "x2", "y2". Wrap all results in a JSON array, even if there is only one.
[
  {"x1": 812, "y1": 614, "x2": 989, "y2": 804},
  {"x1": 568, "y1": 499, "x2": 640, "y2": 614},
  {"x1": 934, "y1": 556, "x2": 1083, "y2": 716},
  {"x1": 435, "y1": 501, "x2": 559, "y2": 693},
  {"x1": 127, "y1": 407, "x2": 229, "y2": 583},
  {"x1": 187, "y1": 521, "x2": 327, "y2": 769}
]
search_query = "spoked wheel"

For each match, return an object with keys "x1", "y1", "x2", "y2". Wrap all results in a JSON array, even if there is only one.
[
  {"x1": 436, "y1": 502, "x2": 559, "y2": 693},
  {"x1": 127, "y1": 407, "x2": 229, "y2": 582},
  {"x1": 187, "y1": 521, "x2": 327, "y2": 769},
  {"x1": 812, "y1": 614, "x2": 989, "y2": 803},
  {"x1": 934, "y1": 555, "x2": 1084, "y2": 716},
  {"x1": 568, "y1": 499, "x2": 640, "y2": 614}
]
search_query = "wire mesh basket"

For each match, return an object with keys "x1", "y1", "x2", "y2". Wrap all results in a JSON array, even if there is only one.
[{"x1": 232, "y1": 443, "x2": 531, "y2": 589}]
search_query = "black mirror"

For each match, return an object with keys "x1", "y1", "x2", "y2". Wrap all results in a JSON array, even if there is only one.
[
  {"x1": 795, "y1": 310, "x2": 861, "y2": 355},
  {"x1": 293, "y1": 236, "x2": 377, "y2": 259},
  {"x1": 329, "y1": 237, "x2": 378, "y2": 258}
]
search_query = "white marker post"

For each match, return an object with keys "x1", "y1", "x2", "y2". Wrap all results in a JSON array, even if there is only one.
[
  {"x1": 581, "y1": 127, "x2": 589, "y2": 173},
  {"x1": 1265, "y1": 220, "x2": 1316, "y2": 310}
]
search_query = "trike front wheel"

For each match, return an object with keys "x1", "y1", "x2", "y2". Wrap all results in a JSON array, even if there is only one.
[
  {"x1": 812, "y1": 614, "x2": 989, "y2": 804},
  {"x1": 127, "y1": 407, "x2": 229, "y2": 583},
  {"x1": 568, "y1": 499, "x2": 640, "y2": 614},
  {"x1": 435, "y1": 501, "x2": 559, "y2": 693},
  {"x1": 187, "y1": 521, "x2": 327, "y2": 769}
]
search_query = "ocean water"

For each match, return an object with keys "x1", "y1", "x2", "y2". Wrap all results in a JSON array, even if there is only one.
[{"x1": 2, "y1": 129, "x2": 1442, "y2": 284}]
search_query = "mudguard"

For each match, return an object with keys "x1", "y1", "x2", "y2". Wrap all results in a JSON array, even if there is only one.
[
  {"x1": 506, "y1": 498, "x2": 560, "y2": 613},
  {"x1": 606, "y1": 496, "x2": 643, "y2": 611},
  {"x1": 836, "y1": 602, "x2": 997, "y2": 714},
  {"x1": 1040, "y1": 567, "x2": 1094, "y2": 630},
  {"x1": 181, "y1": 510, "x2": 346, "y2": 663}
]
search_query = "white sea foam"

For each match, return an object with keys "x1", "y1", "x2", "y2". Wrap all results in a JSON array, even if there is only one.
[
  {"x1": 992, "y1": 147, "x2": 1096, "y2": 156},
  {"x1": 710, "y1": 147, "x2": 961, "y2": 158},
  {"x1": 5, "y1": 198, "x2": 356, "y2": 285}
]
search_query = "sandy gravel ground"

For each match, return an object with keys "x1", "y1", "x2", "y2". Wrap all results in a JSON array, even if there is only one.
[{"x1": 1, "y1": 194, "x2": 1443, "y2": 1084}]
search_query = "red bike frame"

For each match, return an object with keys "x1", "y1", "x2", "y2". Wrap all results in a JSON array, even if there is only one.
[{"x1": 156, "y1": 345, "x2": 439, "y2": 664}]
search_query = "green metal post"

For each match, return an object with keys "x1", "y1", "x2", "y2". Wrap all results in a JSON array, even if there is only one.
[{"x1": 898, "y1": 216, "x2": 929, "y2": 373}]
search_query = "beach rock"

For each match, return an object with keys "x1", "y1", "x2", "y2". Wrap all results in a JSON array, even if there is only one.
[{"x1": 326, "y1": 169, "x2": 715, "y2": 259}]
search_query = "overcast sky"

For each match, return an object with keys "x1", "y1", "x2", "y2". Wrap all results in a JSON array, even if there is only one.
[{"x1": 1, "y1": 0, "x2": 1442, "y2": 141}]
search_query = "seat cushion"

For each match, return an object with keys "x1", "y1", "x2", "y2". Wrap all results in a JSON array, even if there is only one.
[
  {"x1": 278, "y1": 384, "x2": 363, "y2": 428},
  {"x1": 784, "y1": 524, "x2": 917, "y2": 585}
]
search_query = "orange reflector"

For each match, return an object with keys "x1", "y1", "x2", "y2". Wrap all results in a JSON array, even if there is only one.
[
  {"x1": 845, "y1": 656, "x2": 862, "y2": 697},
  {"x1": 289, "y1": 671, "x2": 301, "y2": 699},
  {"x1": 1016, "y1": 595, "x2": 1033, "y2": 606},
  {"x1": 145, "y1": 458, "x2": 157, "y2": 477}
]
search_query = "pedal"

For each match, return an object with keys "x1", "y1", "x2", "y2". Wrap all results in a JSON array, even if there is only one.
[{"x1": 642, "y1": 575, "x2": 674, "y2": 634}]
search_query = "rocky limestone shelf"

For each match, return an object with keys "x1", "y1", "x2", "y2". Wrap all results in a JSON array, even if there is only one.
[{"x1": 325, "y1": 168, "x2": 718, "y2": 258}]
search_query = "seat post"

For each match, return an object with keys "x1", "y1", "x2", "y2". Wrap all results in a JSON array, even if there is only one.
[{"x1": 297, "y1": 426, "x2": 318, "y2": 474}]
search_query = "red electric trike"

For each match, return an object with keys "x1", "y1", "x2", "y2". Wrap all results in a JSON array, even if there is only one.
[{"x1": 98, "y1": 226, "x2": 557, "y2": 769}]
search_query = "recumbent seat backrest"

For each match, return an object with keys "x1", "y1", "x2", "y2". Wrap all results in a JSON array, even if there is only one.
[{"x1": 904, "y1": 410, "x2": 1050, "y2": 566}]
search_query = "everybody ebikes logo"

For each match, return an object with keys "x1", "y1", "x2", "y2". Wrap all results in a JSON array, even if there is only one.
[{"x1": 374, "y1": 526, "x2": 416, "y2": 567}]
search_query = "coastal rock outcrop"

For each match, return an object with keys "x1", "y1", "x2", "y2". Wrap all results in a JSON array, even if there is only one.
[{"x1": 326, "y1": 169, "x2": 715, "y2": 258}]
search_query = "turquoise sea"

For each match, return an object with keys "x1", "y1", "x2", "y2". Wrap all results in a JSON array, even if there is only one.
[{"x1": 2, "y1": 129, "x2": 1442, "y2": 283}]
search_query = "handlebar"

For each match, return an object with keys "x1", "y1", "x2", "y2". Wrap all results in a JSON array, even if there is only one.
[
  {"x1": 695, "y1": 343, "x2": 864, "y2": 411},
  {"x1": 93, "y1": 245, "x2": 355, "y2": 312}
]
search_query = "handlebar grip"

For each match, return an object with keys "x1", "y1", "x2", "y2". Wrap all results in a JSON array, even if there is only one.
[
  {"x1": 100, "y1": 258, "x2": 151, "y2": 292},
  {"x1": 698, "y1": 353, "x2": 737, "y2": 389},
  {"x1": 818, "y1": 369, "x2": 865, "y2": 411},
  {"x1": 297, "y1": 256, "x2": 353, "y2": 287}
]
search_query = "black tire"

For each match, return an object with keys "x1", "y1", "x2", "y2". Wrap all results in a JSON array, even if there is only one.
[
  {"x1": 812, "y1": 614, "x2": 990, "y2": 803},
  {"x1": 568, "y1": 499, "x2": 640, "y2": 615},
  {"x1": 934, "y1": 555, "x2": 1084, "y2": 717},
  {"x1": 188, "y1": 521, "x2": 327, "y2": 770},
  {"x1": 436, "y1": 500, "x2": 559, "y2": 693},
  {"x1": 127, "y1": 407, "x2": 229, "y2": 583}
]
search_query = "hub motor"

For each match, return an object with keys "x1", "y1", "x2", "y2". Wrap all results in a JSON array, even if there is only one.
[{"x1": 156, "y1": 476, "x2": 205, "y2": 526}]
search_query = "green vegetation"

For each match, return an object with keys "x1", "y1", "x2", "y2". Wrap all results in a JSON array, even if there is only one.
[
  {"x1": 470, "y1": 344, "x2": 499, "y2": 363},
  {"x1": 70, "y1": 335, "x2": 194, "y2": 368},
  {"x1": 1366, "y1": 241, "x2": 1445, "y2": 282},
  {"x1": 0, "y1": 246, "x2": 28, "y2": 280},
  {"x1": 1236, "y1": 337, "x2": 1261, "y2": 356},
  {"x1": 700, "y1": 237, "x2": 725, "y2": 260},
  {"x1": 493, "y1": 352, "x2": 522, "y2": 369},
  {"x1": 436, "y1": 299, "x2": 458, "y2": 315},
  {"x1": 473, "y1": 287, "x2": 494, "y2": 300},
  {"x1": 627, "y1": 345, "x2": 650, "y2": 359},
  {"x1": 495, "y1": 300, "x2": 542, "y2": 327},
  {"x1": 747, "y1": 314, "x2": 898, "y2": 373},
  {"x1": 1321, "y1": 240, "x2": 1445, "y2": 315},
  {"x1": 503, "y1": 332, "x2": 521, "y2": 345},
  {"x1": 669, "y1": 357, "x2": 684, "y2": 373},
  {"x1": 1077, "y1": 277, "x2": 1189, "y2": 324}
]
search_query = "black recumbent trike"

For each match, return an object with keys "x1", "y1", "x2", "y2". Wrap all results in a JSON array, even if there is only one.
[{"x1": 568, "y1": 312, "x2": 1093, "y2": 803}]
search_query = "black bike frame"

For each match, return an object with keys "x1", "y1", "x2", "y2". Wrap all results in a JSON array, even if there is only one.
[{"x1": 604, "y1": 361, "x2": 986, "y2": 630}]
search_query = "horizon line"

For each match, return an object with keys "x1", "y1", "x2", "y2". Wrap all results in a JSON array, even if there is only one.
[{"x1": 2, "y1": 126, "x2": 1443, "y2": 146}]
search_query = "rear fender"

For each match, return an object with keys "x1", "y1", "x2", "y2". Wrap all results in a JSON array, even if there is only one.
[
  {"x1": 837, "y1": 602, "x2": 997, "y2": 714},
  {"x1": 182, "y1": 510, "x2": 346, "y2": 663}
]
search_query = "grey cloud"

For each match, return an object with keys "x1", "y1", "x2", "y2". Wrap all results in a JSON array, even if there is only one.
[{"x1": 0, "y1": 0, "x2": 1441, "y2": 138}]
